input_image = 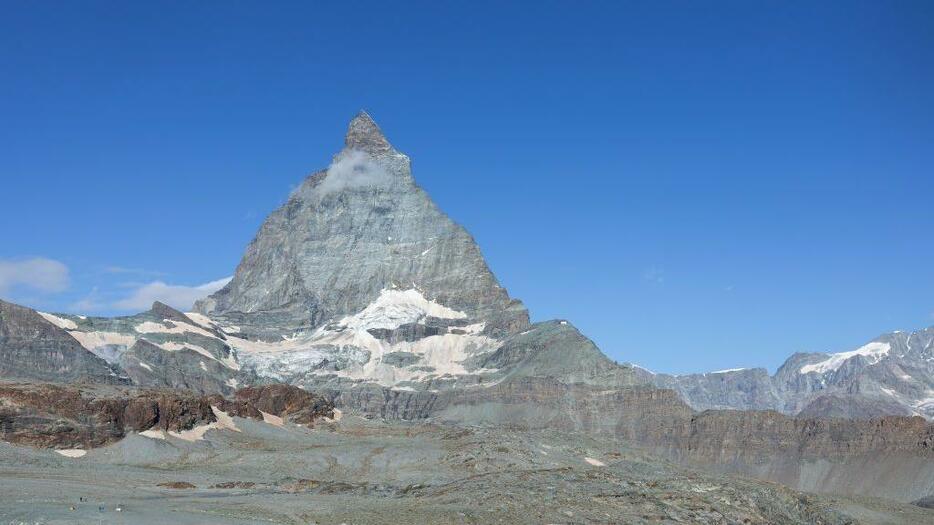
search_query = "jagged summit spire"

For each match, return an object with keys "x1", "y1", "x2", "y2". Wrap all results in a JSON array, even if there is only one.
[{"x1": 345, "y1": 110, "x2": 393, "y2": 155}]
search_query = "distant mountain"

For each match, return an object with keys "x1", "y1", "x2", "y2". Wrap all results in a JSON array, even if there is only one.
[
  {"x1": 4, "y1": 113, "x2": 934, "y2": 507},
  {"x1": 2, "y1": 112, "x2": 931, "y2": 424},
  {"x1": 0, "y1": 113, "x2": 640, "y2": 408},
  {"x1": 646, "y1": 326, "x2": 934, "y2": 418},
  {"x1": 194, "y1": 112, "x2": 529, "y2": 341},
  {"x1": 0, "y1": 299, "x2": 125, "y2": 384}
]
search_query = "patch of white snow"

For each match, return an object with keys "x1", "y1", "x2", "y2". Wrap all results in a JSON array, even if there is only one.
[
  {"x1": 260, "y1": 411, "x2": 284, "y2": 427},
  {"x1": 55, "y1": 449, "x2": 86, "y2": 458},
  {"x1": 799, "y1": 342, "x2": 891, "y2": 375},
  {"x1": 709, "y1": 368, "x2": 747, "y2": 374},
  {"x1": 38, "y1": 312, "x2": 77, "y2": 330}
]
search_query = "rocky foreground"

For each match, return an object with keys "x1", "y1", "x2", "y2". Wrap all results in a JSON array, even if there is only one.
[
  {"x1": 0, "y1": 382, "x2": 333, "y2": 449},
  {"x1": 2, "y1": 411, "x2": 930, "y2": 524},
  {"x1": 3, "y1": 112, "x2": 934, "y2": 523}
]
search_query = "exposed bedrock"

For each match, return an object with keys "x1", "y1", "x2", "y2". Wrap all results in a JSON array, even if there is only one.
[
  {"x1": 0, "y1": 299, "x2": 126, "y2": 384},
  {"x1": 653, "y1": 409, "x2": 934, "y2": 503},
  {"x1": 0, "y1": 382, "x2": 333, "y2": 450},
  {"x1": 329, "y1": 376, "x2": 934, "y2": 502},
  {"x1": 213, "y1": 383, "x2": 334, "y2": 425},
  {"x1": 195, "y1": 111, "x2": 530, "y2": 340}
]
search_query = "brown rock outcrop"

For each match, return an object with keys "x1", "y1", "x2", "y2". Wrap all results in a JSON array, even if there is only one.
[
  {"x1": 211, "y1": 384, "x2": 334, "y2": 425},
  {"x1": 0, "y1": 382, "x2": 333, "y2": 450}
]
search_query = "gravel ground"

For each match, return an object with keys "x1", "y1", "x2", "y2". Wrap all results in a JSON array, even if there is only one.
[{"x1": 0, "y1": 416, "x2": 930, "y2": 524}]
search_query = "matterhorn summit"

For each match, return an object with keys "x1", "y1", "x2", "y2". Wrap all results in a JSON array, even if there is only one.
[{"x1": 195, "y1": 112, "x2": 529, "y2": 343}]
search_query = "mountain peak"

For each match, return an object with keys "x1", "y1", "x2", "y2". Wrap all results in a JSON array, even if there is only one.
[{"x1": 345, "y1": 110, "x2": 393, "y2": 155}]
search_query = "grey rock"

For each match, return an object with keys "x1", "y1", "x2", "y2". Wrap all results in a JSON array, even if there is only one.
[
  {"x1": 195, "y1": 111, "x2": 529, "y2": 340},
  {"x1": 0, "y1": 299, "x2": 124, "y2": 384},
  {"x1": 650, "y1": 326, "x2": 934, "y2": 419}
]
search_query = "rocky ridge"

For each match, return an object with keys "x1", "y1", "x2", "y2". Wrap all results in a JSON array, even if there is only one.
[
  {"x1": 2, "y1": 112, "x2": 934, "y2": 511},
  {"x1": 0, "y1": 382, "x2": 333, "y2": 449},
  {"x1": 646, "y1": 326, "x2": 934, "y2": 419},
  {"x1": 194, "y1": 111, "x2": 529, "y2": 340}
]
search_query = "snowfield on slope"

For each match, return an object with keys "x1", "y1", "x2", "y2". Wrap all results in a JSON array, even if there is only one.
[{"x1": 799, "y1": 342, "x2": 891, "y2": 374}]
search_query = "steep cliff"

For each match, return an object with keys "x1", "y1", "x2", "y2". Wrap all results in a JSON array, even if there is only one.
[
  {"x1": 0, "y1": 299, "x2": 124, "y2": 384},
  {"x1": 0, "y1": 382, "x2": 333, "y2": 449},
  {"x1": 195, "y1": 112, "x2": 528, "y2": 340}
]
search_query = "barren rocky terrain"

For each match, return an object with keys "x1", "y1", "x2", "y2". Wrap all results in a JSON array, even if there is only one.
[
  {"x1": 2, "y1": 413, "x2": 931, "y2": 524},
  {"x1": 2, "y1": 113, "x2": 932, "y2": 524}
]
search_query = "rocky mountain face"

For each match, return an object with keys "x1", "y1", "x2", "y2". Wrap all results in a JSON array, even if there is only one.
[
  {"x1": 3, "y1": 112, "x2": 934, "y2": 509},
  {"x1": 5, "y1": 112, "x2": 929, "y2": 426},
  {"x1": 0, "y1": 113, "x2": 646, "y2": 423},
  {"x1": 15, "y1": 301, "x2": 243, "y2": 395},
  {"x1": 0, "y1": 299, "x2": 125, "y2": 384},
  {"x1": 645, "y1": 409, "x2": 934, "y2": 503},
  {"x1": 647, "y1": 326, "x2": 934, "y2": 419},
  {"x1": 0, "y1": 382, "x2": 333, "y2": 449},
  {"x1": 194, "y1": 111, "x2": 528, "y2": 341}
]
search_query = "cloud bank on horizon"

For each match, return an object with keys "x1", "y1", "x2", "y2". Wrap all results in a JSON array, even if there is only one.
[
  {"x1": 0, "y1": 258, "x2": 70, "y2": 295},
  {"x1": 112, "y1": 277, "x2": 232, "y2": 312},
  {"x1": 0, "y1": 256, "x2": 229, "y2": 314}
]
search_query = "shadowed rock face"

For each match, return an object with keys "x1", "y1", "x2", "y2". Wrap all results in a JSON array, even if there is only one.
[
  {"x1": 0, "y1": 299, "x2": 124, "y2": 384},
  {"x1": 0, "y1": 382, "x2": 333, "y2": 449},
  {"x1": 214, "y1": 384, "x2": 334, "y2": 426},
  {"x1": 195, "y1": 111, "x2": 529, "y2": 340},
  {"x1": 0, "y1": 382, "x2": 215, "y2": 448}
]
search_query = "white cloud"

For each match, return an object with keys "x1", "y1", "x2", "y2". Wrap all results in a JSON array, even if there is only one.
[
  {"x1": 643, "y1": 266, "x2": 665, "y2": 284},
  {"x1": 70, "y1": 287, "x2": 105, "y2": 312},
  {"x1": 103, "y1": 266, "x2": 166, "y2": 277},
  {"x1": 113, "y1": 277, "x2": 231, "y2": 312},
  {"x1": 315, "y1": 149, "x2": 392, "y2": 197},
  {"x1": 0, "y1": 257, "x2": 69, "y2": 295}
]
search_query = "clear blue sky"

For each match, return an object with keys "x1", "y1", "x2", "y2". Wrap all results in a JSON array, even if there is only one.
[{"x1": 2, "y1": 1, "x2": 932, "y2": 374}]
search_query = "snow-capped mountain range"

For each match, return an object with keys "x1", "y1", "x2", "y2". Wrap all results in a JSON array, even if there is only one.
[
  {"x1": 2, "y1": 111, "x2": 932, "y2": 421},
  {"x1": 647, "y1": 326, "x2": 934, "y2": 418}
]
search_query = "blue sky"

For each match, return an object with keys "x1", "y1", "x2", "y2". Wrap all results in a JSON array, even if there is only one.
[{"x1": 1, "y1": 1, "x2": 932, "y2": 374}]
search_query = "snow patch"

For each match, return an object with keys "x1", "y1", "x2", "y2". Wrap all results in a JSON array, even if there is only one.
[
  {"x1": 584, "y1": 457, "x2": 605, "y2": 467},
  {"x1": 799, "y1": 342, "x2": 891, "y2": 375},
  {"x1": 261, "y1": 411, "x2": 284, "y2": 427},
  {"x1": 880, "y1": 386, "x2": 900, "y2": 398},
  {"x1": 154, "y1": 341, "x2": 216, "y2": 361},
  {"x1": 230, "y1": 289, "x2": 497, "y2": 387},
  {"x1": 341, "y1": 288, "x2": 467, "y2": 332},
  {"x1": 324, "y1": 408, "x2": 343, "y2": 422},
  {"x1": 709, "y1": 368, "x2": 747, "y2": 374},
  {"x1": 38, "y1": 312, "x2": 77, "y2": 330},
  {"x1": 67, "y1": 331, "x2": 137, "y2": 360},
  {"x1": 135, "y1": 320, "x2": 217, "y2": 339},
  {"x1": 183, "y1": 312, "x2": 216, "y2": 329},
  {"x1": 913, "y1": 393, "x2": 934, "y2": 410},
  {"x1": 140, "y1": 429, "x2": 166, "y2": 440},
  {"x1": 55, "y1": 449, "x2": 86, "y2": 458},
  {"x1": 167, "y1": 407, "x2": 239, "y2": 441},
  {"x1": 631, "y1": 364, "x2": 655, "y2": 375}
]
